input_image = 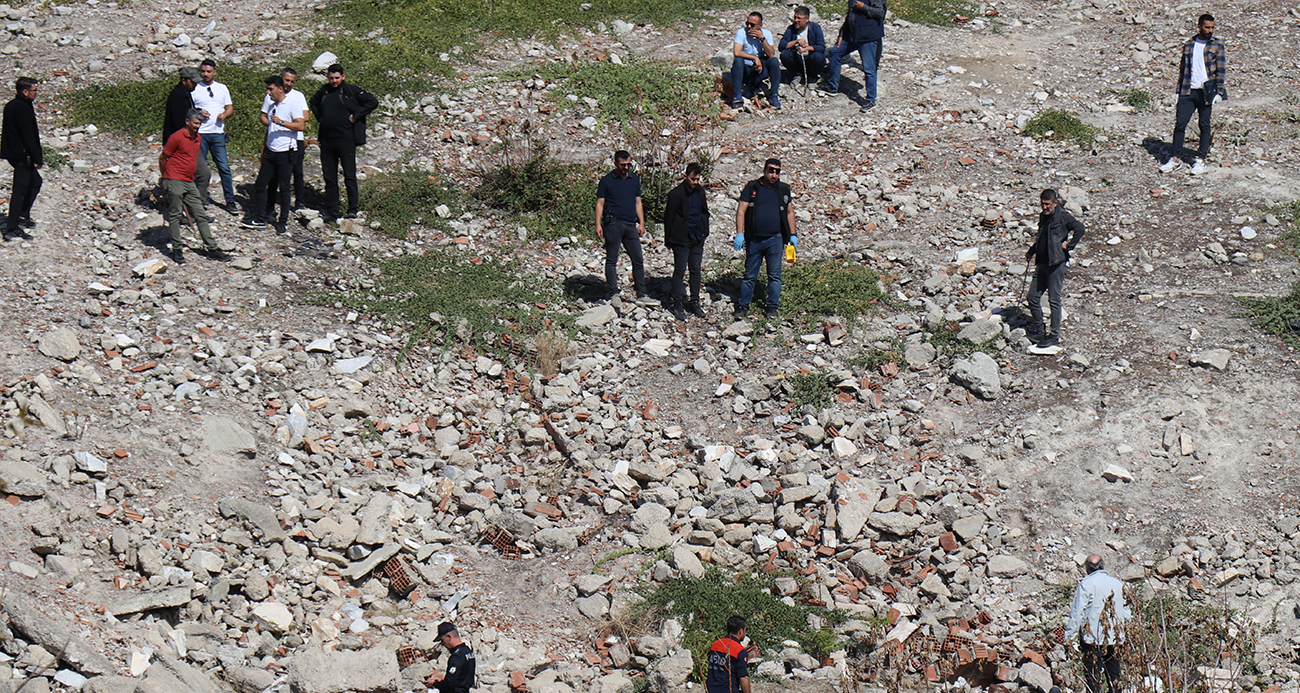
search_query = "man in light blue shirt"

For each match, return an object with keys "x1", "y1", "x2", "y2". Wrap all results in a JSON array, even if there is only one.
[
  {"x1": 731, "y1": 12, "x2": 782, "y2": 111},
  {"x1": 1064, "y1": 555, "x2": 1130, "y2": 693}
]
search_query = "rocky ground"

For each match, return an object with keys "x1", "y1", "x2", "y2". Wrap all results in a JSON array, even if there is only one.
[{"x1": 1, "y1": 0, "x2": 1300, "y2": 692}]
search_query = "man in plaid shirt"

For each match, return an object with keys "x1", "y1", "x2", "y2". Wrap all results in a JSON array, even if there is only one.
[{"x1": 1160, "y1": 14, "x2": 1226, "y2": 176}]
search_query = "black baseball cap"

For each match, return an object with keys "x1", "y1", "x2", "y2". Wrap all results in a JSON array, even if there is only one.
[{"x1": 437, "y1": 622, "x2": 458, "y2": 638}]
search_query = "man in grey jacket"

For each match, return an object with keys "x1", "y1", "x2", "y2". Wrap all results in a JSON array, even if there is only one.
[
  {"x1": 1064, "y1": 555, "x2": 1130, "y2": 693},
  {"x1": 1024, "y1": 189, "x2": 1084, "y2": 355}
]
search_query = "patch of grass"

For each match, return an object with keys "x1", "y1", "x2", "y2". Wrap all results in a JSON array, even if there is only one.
[
  {"x1": 1236, "y1": 281, "x2": 1300, "y2": 347},
  {"x1": 787, "y1": 370, "x2": 834, "y2": 408},
  {"x1": 475, "y1": 137, "x2": 596, "y2": 238},
  {"x1": 1118, "y1": 88, "x2": 1151, "y2": 110},
  {"x1": 1024, "y1": 108, "x2": 1096, "y2": 149},
  {"x1": 926, "y1": 322, "x2": 997, "y2": 358},
  {"x1": 358, "y1": 168, "x2": 462, "y2": 239},
  {"x1": 41, "y1": 146, "x2": 67, "y2": 172},
  {"x1": 538, "y1": 58, "x2": 718, "y2": 128},
  {"x1": 66, "y1": 63, "x2": 302, "y2": 158},
  {"x1": 707, "y1": 260, "x2": 887, "y2": 323},
  {"x1": 625, "y1": 570, "x2": 844, "y2": 682},
  {"x1": 335, "y1": 249, "x2": 572, "y2": 359},
  {"x1": 1268, "y1": 199, "x2": 1300, "y2": 227},
  {"x1": 317, "y1": 0, "x2": 737, "y2": 95},
  {"x1": 847, "y1": 337, "x2": 903, "y2": 372},
  {"x1": 891, "y1": 0, "x2": 979, "y2": 25}
]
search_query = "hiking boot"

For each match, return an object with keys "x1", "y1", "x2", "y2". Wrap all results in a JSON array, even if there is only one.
[
  {"x1": 165, "y1": 245, "x2": 185, "y2": 264},
  {"x1": 1158, "y1": 158, "x2": 1179, "y2": 173},
  {"x1": 860, "y1": 100, "x2": 876, "y2": 112},
  {"x1": 817, "y1": 83, "x2": 838, "y2": 94},
  {"x1": 201, "y1": 247, "x2": 231, "y2": 262}
]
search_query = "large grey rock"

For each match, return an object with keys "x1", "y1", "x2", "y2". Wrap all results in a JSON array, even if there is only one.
[
  {"x1": 354, "y1": 494, "x2": 391, "y2": 545},
  {"x1": 672, "y1": 545, "x2": 705, "y2": 579},
  {"x1": 631, "y1": 503, "x2": 671, "y2": 534},
  {"x1": 957, "y1": 319, "x2": 1000, "y2": 343},
  {"x1": 951, "y1": 515, "x2": 985, "y2": 542},
  {"x1": 224, "y1": 666, "x2": 276, "y2": 693},
  {"x1": 987, "y1": 554, "x2": 1030, "y2": 577},
  {"x1": 641, "y1": 522, "x2": 672, "y2": 550},
  {"x1": 340, "y1": 543, "x2": 401, "y2": 581},
  {"x1": 868, "y1": 511, "x2": 923, "y2": 537},
  {"x1": 847, "y1": 550, "x2": 889, "y2": 581},
  {"x1": 286, "y1": 649, "x2": 398, "y2": 693},
  {"x1": 904, "y1": 342, "x2": 936, "y2": 368},
  {"x1": 0, "y1": 460, "x2": 46, "y2": 497},
  {"x1": 223, "y1": 499, "x2": 286, "y2": 541},
  {"x1": 534, "y1": 526, "x2": 584, "y2": 551},
  {"x1": 204, "y1": 417, "x2": 257, "y2": 458},
  {"x1": 26, "y1": 394, "x2": 67, "y2": 435},
  {"x1": 82, "y1": 676, "x2": 138, "y2": 693},
  {"x1": 708, "y1": 487, "x2": 760, "y2": 522},
  {"x1": 646, "y1": 648, "x2": 694, "y2": 693},
  {"x1": 575, "y1": 594, "x2": 610, "y2": 619},
  {"x1": 38, "y1": 328, "x2": 81, "y2": 361},
  {"x1": 576, "y1": 304, "x2": 617, "y2": 329},
  {"x1": 2, "y1": 592, "x2": 114, "y2": 675},
  {"x1": 1018, "y1": 661, "x2": 1053, "y2": 693},
  {"x1": 575, "y1": 574, "x2": 613, "y2": 597},
  {"x1": 835, "y1": 478, "x2": 882, "y2": 543},
  {"x1": 596, "y1": 672, "x2": 634, "y2": 693},
  {"x1": 107, "y1": 587, "x2": 192, "y2": 616},
  {"x1": 952, "y1": 352, "x2": 1002, "y2": 399},
  {"x1": 139, "y1": 652, "x2": 231, "y2": 693}
]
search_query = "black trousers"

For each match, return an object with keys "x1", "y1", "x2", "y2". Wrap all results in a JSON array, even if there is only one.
[
  {"x1": 8, "y1": 161, "x2": 41, "y2": 226},
  {"x1": 264, "y1": 144, "x2": 305, "y2": 214},
  {"x1": 670, "y1": 242, "x2": 704, "y2": 307},
  {"x1": 1172, "y1": 88, "x2": 1213, "y2": 162},
  {"x1": 1028, "y1": 261, "x2": 1067, "y2": 336},
  {"x1": 253, "y1": 149, "x2": 293, "y2": 224},
  {"x1": 319, "y1": 137, "x2": 358, "y2": 216},
  {"x1": 1081, "y1": 643, "x2": 1120, "y2": 693},
  {"x1": 603, "y1": 219, "x2": 645, "y2": 295}
]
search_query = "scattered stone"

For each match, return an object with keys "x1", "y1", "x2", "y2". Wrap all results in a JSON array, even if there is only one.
[{"x1": 38, "y1": 328, "x2": 81, "y2": 361}]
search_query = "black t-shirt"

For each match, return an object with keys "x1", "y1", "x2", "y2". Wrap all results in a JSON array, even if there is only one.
[
  {"x1": 739, "y1": 180, "x2": 783, "y2": 239},
  {"x1": 434, "y1": 643, "x2": 476, "y2": 693},
  {"x1": 597, "y1": 170, "x2": 642, "y2": 224}
]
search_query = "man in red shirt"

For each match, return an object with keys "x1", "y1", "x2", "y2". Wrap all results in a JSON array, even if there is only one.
[{"x1": 159, "y1": 108, "x2": 226, "y2": 262}]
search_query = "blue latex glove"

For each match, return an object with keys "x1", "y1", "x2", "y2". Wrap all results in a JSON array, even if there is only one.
[
  {"x1": 733, "y1": 233, "x2": 744, "y2": 251},
  {"x1": 790, "y1": 236, "x2": 798, "y2": 248}
]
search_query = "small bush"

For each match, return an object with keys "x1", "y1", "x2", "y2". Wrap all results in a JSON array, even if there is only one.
[
  {"x1": 1115, "y1": 587, "x2": 1257, "y2": 693},
  {"x1": 66, "y1": 64, "x2": 300, "y2": 158},
  {"x1": 475, "y1": 134, "x2": 596, "y2": 238},
  {"x1": 41, "y1": 145, "x2": 67, "y2": 172},
  {"x1": 622, "y1": 570, "x2": 843, "y2": 682},
  {"x1": 540, "y1": 58, "x2": 718, "y2": 127},
  {"x1": 1269, "y1": 199, "x2": 1300, "y2": 227},
  {"x1": 707, "y1": 260, "x2": 887, "y2": 323},
  {"x1": 788, "y1": 370, "x2": 834, "y2": 408},
  {"x1": 335, "y1": 249, "x2": 572, "y2": 359},
  {"x1": 1024, "y1": 108, "x2": 1096, "y2": 149},
  {"x1": 1118, "y1": 88, "x2": 1152, "y2": 110},
  {"x1": 847, "y1": 337, "x2": 903, "y2": 372},
  {"x1": 889, "y1": 0, "x2": 979, "y2": 25},
  {"x1": 1236, "y1": 281, "x2": 1300, "y2": 347},
  {"x1": 358, "y1": 168, "x2": 462, "y2": 238},
  {"x1": 925, "y1": 322, "x2": 997, "y2": 358}
]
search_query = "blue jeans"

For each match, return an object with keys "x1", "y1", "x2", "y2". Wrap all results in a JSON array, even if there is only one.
[
  {"x1": 730, "y1": 56, "x2": 781, "y2": 102},
  {"x1": 738, "y1": 235, "x2": 784, "y2": 310},
  {"x1": 1028, "y1": 262, "x2": 1067, "y2": 336},
  {"x1": 197, "y1": 132, "x2": 235, "y2": 204},
  {"x1": 826, "y1": 38, "x2": 882, "y2": 102}
]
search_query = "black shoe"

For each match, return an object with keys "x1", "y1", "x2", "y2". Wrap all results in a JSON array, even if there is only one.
[
  {"x1": 201, "y1": 247, "x2": 231, "y2": 262},
  {"x1": 687, "y1": 303, "x2": 706, "y2": 318},
  {"x1": 343, "y1": 211, "x2": 359, "y2": 219},
  {"x1": 223, "y1": 202, "x2": 239, "y2": 215},
  {"x1": 1024, "y1": 326, "x2": 1043, "y2": 344},
  {"x1": 1039, "y1": 333, "x2": 1060, "y2": 348},
  {"x1": 240, "y1": 218, "x2": 265, "y2": 230},
  {"x1": 274, "y1": 222, "x2": 289, "y2": 235},
  {"x1": 17, "y1": 218, "x2": 35, "y2": 229},
  {"x1": 165, "y1": 245, "x2": 185, "y2": 264},
  {"x1": 670, "y1": 306, "x2": 688, "y2": 321},
  {"x1": 765, "y1": 307, "x2": 779, "y2": 319},
  {"x1": 817, "y1": 84, "x2": 838, "y2": 94},
  {"x1": 733, "y1": 305, "x2": 748, "y2": 321},
  {"x1": 860, "y1": 101, "x2": 876, "y2": 112}
]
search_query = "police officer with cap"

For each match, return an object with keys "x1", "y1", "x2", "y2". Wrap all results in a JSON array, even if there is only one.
[{"x1": 425, "y1": 622, "x2": 475, "y2": 693}]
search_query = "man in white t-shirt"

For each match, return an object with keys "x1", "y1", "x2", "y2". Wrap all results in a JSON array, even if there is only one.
[
  {"x1": 1160, "y1": 14, "x2": 1227, "y2": 176},
  {"x1": 730, "y1": 11, "x2": 782, "y2": 111},
  {"x1": 260, "y1": 68, "x2": 311, "y2": 216},
  {"x1": 241, "y1": 75, "x2": 304, "y2": 234},
  {"x1": 191, "y1": 59, "x2": 237, "y2": 212}
]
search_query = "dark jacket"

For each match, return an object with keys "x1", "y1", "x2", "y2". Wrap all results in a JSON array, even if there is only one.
[
  {"x1": 1177, "y1": 34, "x2": 1227, "y2": 99},
  {"x1": 838, "y1": 0, "x2": 886, "y2": 44},
  {"x1": 779, "y1": 22, "x2": 826, "y2": 56},
  {"x1": 1028, "y1": 206, "x2": 1085, "y2": 267},
  {"x1": 1, "y1": 95, "x2": 41, "y2": 167},
  {"x1": 310, "y1": 81, "x2": 379, "y2": 145},
  {"x1": 432, "y1": 643, "x2": 475, "y2": 693},
  {"x1": 739, "y1": 179, "x2": 793, "y2": 244},
  {"x1": 663, "y1": 181, "x2": 710, "y2": 247},
  {"x1": 163, "y1": 82, "x2": 195, "y2": 144}
]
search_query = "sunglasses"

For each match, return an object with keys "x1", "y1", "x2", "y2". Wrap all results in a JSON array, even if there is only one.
[
  {"x1": 616, "y1": 162, "x2": 632, "y2": 168},
  {"x1": 765, "y1": 167, "x2": 781, "y2": 174},
  {"x1": 745, "y1": 21, "x2": 758, "y2": 27},
  {"x1": 206, "y1": 86, "x2": 214, "y2": 97}
]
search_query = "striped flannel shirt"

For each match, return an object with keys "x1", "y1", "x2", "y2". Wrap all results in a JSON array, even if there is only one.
[{"x1": 1177, "y1": 34, "x2": 1227, "y2": 98}]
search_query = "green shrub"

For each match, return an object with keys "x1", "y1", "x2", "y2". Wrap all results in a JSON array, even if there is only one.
[
  {"x1": 335, "y1": 249, "x2": 572, "y2": 358},
  {"x1": 813, "y1": 0, "x2": 978, "y2": 25},
  {"x1": 1024, "y1": 108, "x2": 1096, "y2": 149},
  {"x1": 847, "y1": 337, "x2": 903, "y2": 372},
  {"x1": 66, "y1": 63, "x2": 313, "y2": 158},
  {"x1": 475, "y1": 140, "x2": 596, "y2": 238},
  {"x1": 787, "y1": 370, "x2": 834, "y2": 408},
  {"x1": 40, "y1": 145, "x2": 67, "y2": 172},
  {"x1": 1236, "y1": 281, "x2": 1300, "y2": 347},
  {"x1": 925, "y1": 321, "x2": 997, "y2": 358},
  {"x1": 1118, "y1": 88, "x2": 1151, "y2": 110},
  {"x1": 626, "y1": 570, "x2": 843, "y2": 682},
  {"x1": 539, "y1": 58, "x2": 718, "y2": 127},
  {"x1": 358, "y1": 168, "x2": 462, "y2": 238}
]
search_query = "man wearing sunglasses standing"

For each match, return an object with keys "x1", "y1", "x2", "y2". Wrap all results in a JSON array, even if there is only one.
[
  {"x1": 734, "y1": 159, "x2": 796, "y2": 320},
  {"x1": 192, "y1": 59, "x2": 237, "y2": 213},
  {"x1": 595, "y1": 150, "x2": 648, "y2": 302},
  {"x1": 1, "y1": 77, "x2": 41, "y2": 240}
]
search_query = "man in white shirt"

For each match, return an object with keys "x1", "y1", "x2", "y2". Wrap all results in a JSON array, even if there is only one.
[
  {"x1": 730, "y1": 11, "x2": 782, "y2": 111},
  {"x1": 1160, "y1": 14, "x2": 1227, "y2": 176},
  {"x1": 260, "y1": 68, "x2": 311, "y2": 216},
  {"x1": 191, "y1": 59, "x2": 237, "y2": 213},
  {"x1": 241, "y1": 75, "x2": 304, "y2": 235},
  {"x1": 1064, "y1": 555, "x2": 1131, "y2": 693}
]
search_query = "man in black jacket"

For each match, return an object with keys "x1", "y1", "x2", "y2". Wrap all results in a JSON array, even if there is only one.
[
  {"x1": 1024, "y1": 189, "x2": 1084, "y2": 355},
  {"x1": 2, "y1": 77, "x2": 42, "y2": 238},
  {"x1": 425, "y1": 622, "x2": 475, "y2": 693},
  {"x1": 163, "y1": 67, "x2": 210, "y2": 207},
  {"x1": 309, "y1": 63, "x2": 378, "y2": 221},
  {"x1": 733, "y1": 158, "x2": 797, "y2": 320},
  {"x1": 663, "y1": 163, "x2": 710, "y2": 321},
  {"x1": 820, "y1": 0, "x2": 887, "y2": 112}
]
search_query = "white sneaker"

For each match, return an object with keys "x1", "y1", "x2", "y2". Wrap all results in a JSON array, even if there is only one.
[
  {"x1": 1027, "y1": 343, "x2": 1063, "y2": 356},
  {"x1": 1190, "y1": 159, "x2": 1206, "y2": 175},
  {"x1": 1159, "y1": 158, "x2": 1179, "y2": 174}
]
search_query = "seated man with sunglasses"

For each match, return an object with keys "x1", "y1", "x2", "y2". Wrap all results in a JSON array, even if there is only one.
[{"x1": 730, "y1": 12, "x2": 783, "y2": 110}]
